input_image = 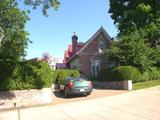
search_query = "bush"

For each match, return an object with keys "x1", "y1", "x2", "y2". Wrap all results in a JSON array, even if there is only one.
[
  {"x1": 97, "y1": 68, "x2": 117, "y2": 81},
  {"x1": 141, "y1": 71, "x2": 149, "y2": 82},
  {"x1": 0, "y1": 61, "x2": 54, "y2": 91},
  {"x1": 116, "y1": 66, "x2": 142, "y2": 83},
  {"x1": 56, "y1": 69, "x2": 80, "y2": 85},
  {"x1": 147, "y1": 67, "x2": 160, "y2": 80},
  {"x1": 97, "y1": 66, "x2": 142, "y2": 83}
]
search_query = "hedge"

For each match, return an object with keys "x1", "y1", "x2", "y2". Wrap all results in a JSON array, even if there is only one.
[
  {"x1": 0, "y1": 61, "x2": 54, "y2": 91},
  {"x1": 55, "y1": 69, "x2": 80, "y2": 85},
  {"x1": 97, "y1": 68, "x2": 117, "y2": 81},
  {"x1": 115, "y1": 66, "x2": 142, "y2": 83},
  {"x1": 0, "y1": 61, "x2": 80, "y2": 91},
  {"x1": 97, "y1": 66, "x2": 141, "y2": 83},
  {"x1": 97, "y1": 66, "x2": 160, "y2": 83}
]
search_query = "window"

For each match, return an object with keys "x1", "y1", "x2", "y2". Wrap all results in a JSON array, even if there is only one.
[
  {"x1": 91, "y1": 60, "x2": 100, "y2": 77},
  {"x1": 99, "y1": 40, "x2": 105, "y2": 50}
]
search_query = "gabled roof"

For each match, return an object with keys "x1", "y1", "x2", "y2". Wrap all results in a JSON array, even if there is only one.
[{"x1": 66, "y1": 26, "x2": 112, "y2": 63}]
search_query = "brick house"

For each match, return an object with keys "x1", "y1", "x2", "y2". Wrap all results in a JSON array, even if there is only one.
[{"x1": 64, "y1": 27, "x2": 112, "y2": 77}]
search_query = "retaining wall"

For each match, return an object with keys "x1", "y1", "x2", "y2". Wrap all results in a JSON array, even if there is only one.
[
  {"x1": 0, "y1": 88, "x2": 53, "y2": 110},
  {"x1": 93, "y1": 80, "x2": 132, "y2": 90}
]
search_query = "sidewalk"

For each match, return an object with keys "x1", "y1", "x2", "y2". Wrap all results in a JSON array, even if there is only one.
[{"x1": 0, "y1": 86, "x2": 160, "y2": 120}]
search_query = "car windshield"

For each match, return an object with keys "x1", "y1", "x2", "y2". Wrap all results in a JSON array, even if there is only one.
[
  {"x1": 66, "y1": 77, "x2": 74, "y2": 81},
  {"x1": 80, "y1": 74, "x2": 89, "y2": 80},
  {"x1": 74, "y1": 77, "x2": 86, "y2": 81}
]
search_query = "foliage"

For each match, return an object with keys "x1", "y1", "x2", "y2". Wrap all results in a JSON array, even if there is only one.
[
  {"x1": 109, "y1": 1, "x2": 160, "y2": 34},
  {"x1": 115, "y1": 66, "x2": 142, "y2": 83},
  {"x1": 97, "y1": 66, "x2": 141, "y2": 83},
  {"x1": 23, "y1": 0, "x2": 60, "y2": 16},
  {"x1": 0, "y1": 61, "x2": 54, "y2": 91},
  {"x1": 0, "y1": 0, "x2": 60, "y2": 91},
  {"x1": 0, "y1": 0, "x2": 29, "y2": 61},
  {"x1": 56, "y1": 70, "x2": 80, "y2": 84},
  {"x1": 102, "y1": 31, "x2": 158, "y2": 71},
  {"x1": 109, "y1": 0, "x2": 160, "y2": 47},
  {"x1": 97, "y1": 68, "x2": 117, "y2": 81},
  {"x1": 133, "y1": 80, "x2": 160, "y2": 90},
  {"x1": 141, "y1": 71, "x2": 149, "y2": 82},
  {"x1": 147, "y1": 67, "x2": 160, "y2": 80}
]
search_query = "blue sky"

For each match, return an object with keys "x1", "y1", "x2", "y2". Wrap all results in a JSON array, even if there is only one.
[{"x1": 24, "y1": 0, "x2": 118, "y2": 59}]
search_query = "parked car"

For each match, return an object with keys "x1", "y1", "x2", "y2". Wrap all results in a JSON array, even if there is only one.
[{"x1": 60, "y1": 76, "x2": 93, "y2": 97}]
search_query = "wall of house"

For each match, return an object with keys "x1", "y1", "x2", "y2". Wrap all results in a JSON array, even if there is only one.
[
  {"x1": 79, "y1": 32, "x2": 111, "y2": 77},
  {"x1": 70, "y1": 57, "x2": 80, "y2": 69}
]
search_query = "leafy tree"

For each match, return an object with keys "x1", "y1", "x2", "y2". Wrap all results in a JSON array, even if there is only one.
[
  {"x1": 0, "y1": 0, "x2": 29, "y2": 61},
  {"x1": 109, "y1": 0, "x2": 160, "y2": 47},
  {"x1": 23, "y1": 0, "x2": 60, "y2": 15},
  {"x1": 104, "y1": 0, "x2": 160, "y2": 71},
  {"x1": 102, "y1": 31, "x2": 159, "y2": 71}
]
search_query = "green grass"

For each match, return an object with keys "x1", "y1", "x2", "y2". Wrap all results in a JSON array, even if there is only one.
[{"x1": 133, "y1": 80, "x2": 160, "y2": 90}]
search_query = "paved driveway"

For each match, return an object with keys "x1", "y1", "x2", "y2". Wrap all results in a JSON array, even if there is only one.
[
  {"x1": 0, "y1": 86, "x2": 160, "y2": 120},
  {"x1": 53, "y1": 89, "x2": 127, "y2": 104}
]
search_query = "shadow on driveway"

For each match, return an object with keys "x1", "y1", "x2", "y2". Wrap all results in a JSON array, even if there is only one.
[{"x1": 52, "y1": 87, "x2": 128, "y2": 104}]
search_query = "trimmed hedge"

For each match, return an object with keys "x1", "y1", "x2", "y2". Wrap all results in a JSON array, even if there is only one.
[
  {"x1": 97, "y1": 66, "x2": 141, "y2": 83},
  {"x1": 116, "y1": 66, "x2": 142, "y2": 83},
  {"x1": 97, "y1": 66, "x2": 160, "y2": 83}
]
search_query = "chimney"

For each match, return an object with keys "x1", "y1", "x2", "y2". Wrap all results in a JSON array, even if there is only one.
[{"x1": 72, "y1": 32, "x2": 78, "y2": 55}]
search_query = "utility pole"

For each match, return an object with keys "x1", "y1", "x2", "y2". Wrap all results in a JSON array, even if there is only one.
[{"x1": 0, "y1": 26, "x2": 4, "y2": 48}]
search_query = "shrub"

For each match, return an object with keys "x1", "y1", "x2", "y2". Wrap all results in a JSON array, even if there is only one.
[
  {"x1": 56, "y1": 69, "x2": 80, "y2": 85},
  {"x1": 0, "y1": 61, "x2": 54, "y2": 91},
  {"x1": 141, "y1": 71, "x2": 149, "y2": 82},
  {"x1": 97, "y1": 68, "x2": 117, "y2": 81},
  {"x1": 116, "y1": 66, "x2": 142, "y2": 82},
  {"x1": 97, "y1": 66, "x2": 142, "y2": 82},
  {"x1": 147, "y1": 67, "x2": 160, "y2": 80}
]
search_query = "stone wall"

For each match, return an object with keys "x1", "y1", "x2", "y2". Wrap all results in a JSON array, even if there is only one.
[
  {"x1": 93, "y1": 80, "x2": 132, "y2": 90},
  {"x1": 0, "y1": 88, "x2": 53, "y2": 110}
]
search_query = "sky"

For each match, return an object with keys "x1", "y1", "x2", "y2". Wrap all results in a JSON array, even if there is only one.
[{"x1": 24, "y1": 0, "x2": 118, "y2": 60}]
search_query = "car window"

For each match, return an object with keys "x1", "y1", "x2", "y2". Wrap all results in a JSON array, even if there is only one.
[
  {"x1": 66, "y1": 77, "x2": 73, "y2": 80},
  {"x1": 74, "y1": 77, "x2": 86, "y2": 81},
  {"x1": 80, "y1": 74, "x2": 89, "y2": 80}
]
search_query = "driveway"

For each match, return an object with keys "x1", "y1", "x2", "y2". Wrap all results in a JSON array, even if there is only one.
[
  {"x1": 53, "y1": 88, "x2": 127, "y2": 104},
  {"x1": 0, "y1": 86, "x2": 160, "y2": 120}
]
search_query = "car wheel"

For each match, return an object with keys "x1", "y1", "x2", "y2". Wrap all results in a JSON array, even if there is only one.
[
  {"x1": 87, "y1": 92, "x2": 91, "y2": 95},
  {"x1": 64, "y1": 87, "x2": 69, "y2": 98}
]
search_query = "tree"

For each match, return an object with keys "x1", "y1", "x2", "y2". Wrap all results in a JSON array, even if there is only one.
[
  {"x1": 104, "y1": 0, "x2": 160, "y2": 70},
  {"x1": 25, "y1": 0, "x2": 60, "y2": 14},
  {"x1": 12, "y1": 0, "x2": 60, "y2": 16},
  {"x1": 102, "y1": 31, "x2": 158, "y2": 71},
  {"x1": 0, "y1": 0, "x2": 30, "y2": 62},
  {"x1": 109, "y1": 0, "x2": 160, "y2": 47}
]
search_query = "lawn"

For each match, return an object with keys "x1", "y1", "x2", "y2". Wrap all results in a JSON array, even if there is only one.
[{"x1": 133, "y1": 80, "x2": 160, "y2": 90}]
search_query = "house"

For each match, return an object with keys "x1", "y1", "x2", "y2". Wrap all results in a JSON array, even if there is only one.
[
  {"x1": 27, "y1": 56, "x2": 64, "y2": 70},
  {"x1": 64, "y1": 26, "x2": 112, "y2": 77}
]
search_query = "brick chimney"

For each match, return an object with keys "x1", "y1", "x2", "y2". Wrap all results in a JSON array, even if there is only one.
[{"x1": 72, "y1": 32, "x2": 78, "y2": 55}]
